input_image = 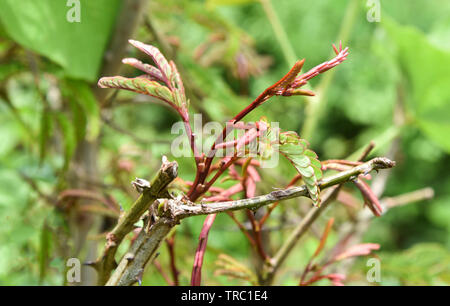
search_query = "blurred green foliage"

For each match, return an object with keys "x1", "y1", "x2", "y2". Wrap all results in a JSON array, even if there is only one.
[{"x1": 0, "y1": 0, "x2": 448, "y2": 285}]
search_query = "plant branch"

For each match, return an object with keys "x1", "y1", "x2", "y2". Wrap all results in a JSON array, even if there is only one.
[
  {"x1": 96, "y1": 157, "x2": 178, "y2": 285},
  {"x1": 106, "y1": 215, "x2": 175, "y2": 286},
  {"x1": 106, "y1": 157, "x2": 394, "y2": 285},
  {"x1": 174, "y1": 157, "x2": 394, "y2": 218}
]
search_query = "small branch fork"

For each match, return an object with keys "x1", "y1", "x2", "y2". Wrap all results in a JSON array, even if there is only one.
[
  {"x1": 104, "y1": 156, "x2": 394, "y2": 286},
  {"x1": 187, "y1": 43, "x2": 349, "y2": 202},
  {"x1": 93, "y1": 157, "x2": 178, "y2": 285}
]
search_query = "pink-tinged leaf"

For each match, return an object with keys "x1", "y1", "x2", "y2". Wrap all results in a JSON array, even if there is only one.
[
  {"x1": 313, "y1": 218, "x2": 334, "y2": 258},
  {"x1": 191, "y1": 214, "x2": 217, "y2": 286},
  {"x1": 169, "y1": 60, "x2": 185, "y2": 94},
  {"x1": 354, "y1": 179, "x2": 383, "y2": 216},
  {"x1": 291, "y1": 43, "x2": 349, "y2": 88},
  {"x1": 288, "y1": 88, "x2": 316, "y2": 96},
  {"x1": 128, "y1": 40, "x2": 172, "y2": 84},
  {"x1": 337, "y1": 190, "x2": 360, "y2": 208},
  {"x1": 204, "y1": 183, "x2": 243, "y2": 202},
  {"x1": 334, "y1": 243, "x2": 380, "y2": 261},
  {"x1": 228, "y1": 164, "x2": 240, "y2": 180},
  {"x1": 98, "y1": 76, "x2": 174, "y2": 103},
  {"x1": 301, "y1": 272, "x2": 346, "y2": 286},
  {"x1": 272, "y1": 59, "x2": 304, "y2": 92},
  {"x1": 245, "y1": 178, "x2": 257, "y2": 198},
  {"x1": 323, "y1": 273, "x2": 346, "y2": 286},
  {"x1": 247, "y1": 166, "x2": 261, "y2": 182},
  {"x1": 122, "y1": 58, "x2": 164, "y2": 82},
  {"x1": 236, "y1": 128, "x2": 259, "y2": 152}
]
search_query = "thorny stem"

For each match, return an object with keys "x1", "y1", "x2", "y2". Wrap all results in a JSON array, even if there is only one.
[
  {"x1": 96, "y1": 158, "x2": 178, "y2": 285},
  {"x1": 165, "y1": 232, "x2": 180, "y2": 286},
  {"x1": 107, "y1": 157, "x2": 394, "y2": 285},
  {"x1": 174, "y1": 158, "x2": 394, "y2": 217}
]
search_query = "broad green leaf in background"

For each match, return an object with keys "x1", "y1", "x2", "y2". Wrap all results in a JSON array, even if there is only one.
[
  {"x1": 0, "y1": 0, "x2": 121, "y2": 81},
  {"x1": 382, "y1": 17, "x2": 450, "y2": 153}
]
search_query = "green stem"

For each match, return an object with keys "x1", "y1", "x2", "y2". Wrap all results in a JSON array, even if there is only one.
[
  {"x1": 301, "y1": 0, "x2": 360, "y2": 141},
  {"x1": 260, "y1": 0, "x2": 297, "y2": 65}
]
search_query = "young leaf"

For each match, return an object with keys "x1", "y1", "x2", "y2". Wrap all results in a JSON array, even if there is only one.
[
  {"x1": 122, "y1": 58, "x2": 164, "y2": 82},
  {"x1": 313, "y1": 218, "x2": 335, "y2": 258},
  {"x1": 334, "y1": 243, "x2": 380, "y2": 261},
  {"x1": 128, "y1": 40, "x2": 172, "y2": 83},
  {"x1": 277, "y1": 131, "x2": 322, "y2": 206},
  {"x1": 98, "y1": 76, "x2": 174, "y2": 103}
]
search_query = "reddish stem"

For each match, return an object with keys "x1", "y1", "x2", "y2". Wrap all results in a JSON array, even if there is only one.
[
  {"x1": 153, "y1": 260, "x2": 174, "y2": 286},
  {"x1": 165, "y1": 233, "x2": 179, "y2": 286},
  {"x1": 226, "y1": 211, "x2": 256, "y2": 247},
  {"x1": 191, "y1": 214, "x2": 217, "y2": 286}
]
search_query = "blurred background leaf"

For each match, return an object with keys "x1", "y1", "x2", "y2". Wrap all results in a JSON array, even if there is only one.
[{"x1": 0, "y1": 0, "x2": 121, "y2": 81}]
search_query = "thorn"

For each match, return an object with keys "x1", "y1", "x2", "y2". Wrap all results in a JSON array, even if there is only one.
[
  {"x1": 132, "y1": 178, "x2": 151, "y2": 193},
  {"x1": 136, "y1": 268, "x2": 144, "y2": 286},
  {"x1": 83, "y1": 260, "x2": 101, "y2": 271},
  {"x1": 122, "y1": 57, "x2": 138, "y2": 65},
  {"x1": 124, "y1": 253, "x2": 135, "y2": 261},
  {"x1": 162, "y1": 155, "x2": 168, "y2": 164}
]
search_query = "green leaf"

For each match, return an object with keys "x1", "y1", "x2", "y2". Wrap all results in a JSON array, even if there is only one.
[
  {"x1": 0, "y1": 0, "x2": 121, "y2": 81},
  {"x1": 383, "y1": 17, "x2": 450, "y2": 153},
  {"x1": 290, "y1": 154, "x2": 311, "y2": 168},
  {"x1": 98, "y1": 76, "x2": 175, "y2": 104},
  {"x1": 277, "y1": 131, "x2": 322, "y2": 206}
]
